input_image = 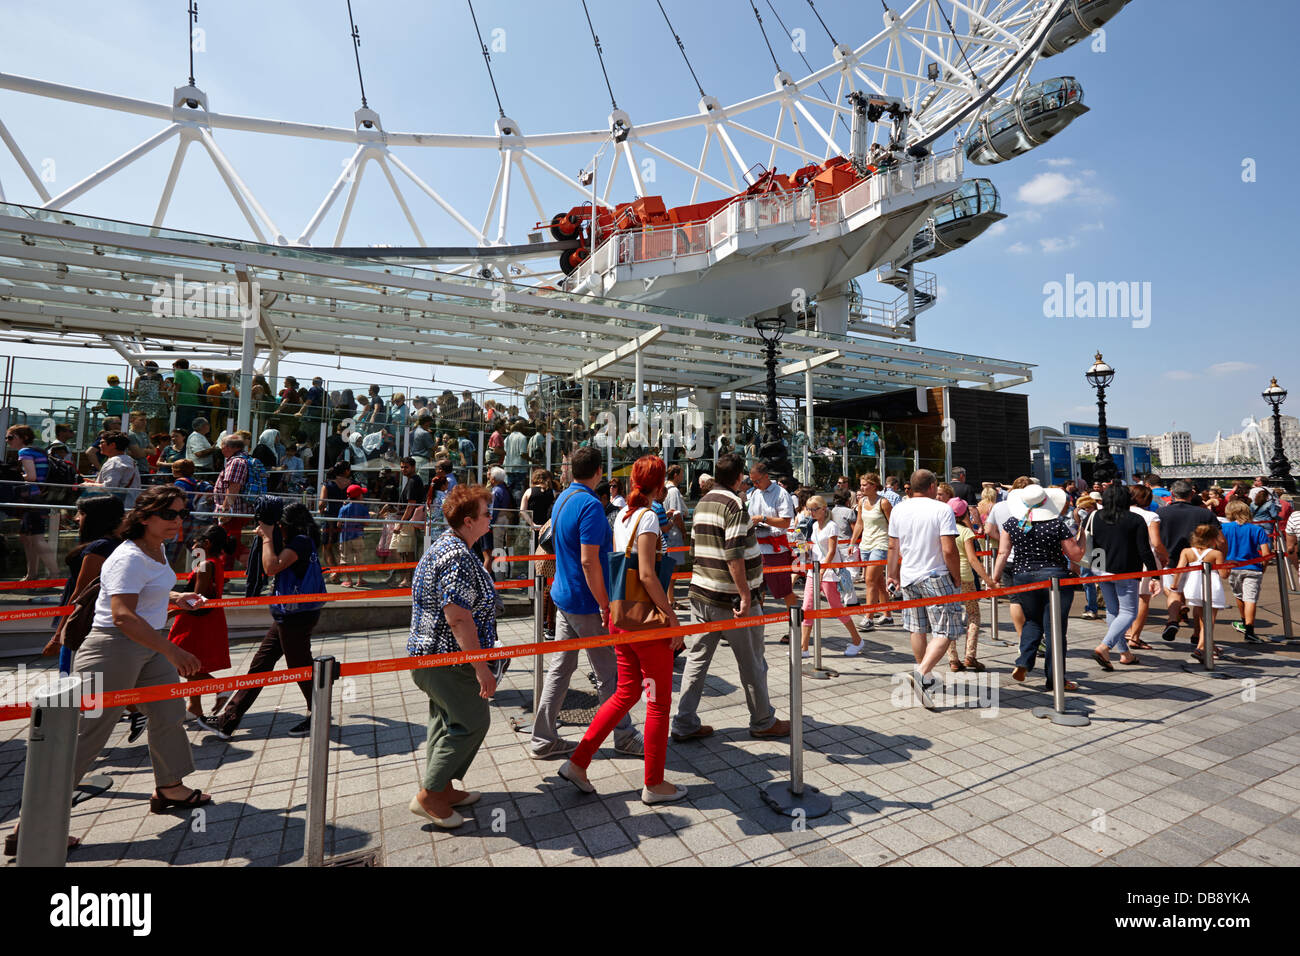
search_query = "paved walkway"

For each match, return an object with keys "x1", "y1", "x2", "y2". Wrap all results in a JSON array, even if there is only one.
[{"x1": 3, "y1": 575, "x2": 1299, "y2": 867}]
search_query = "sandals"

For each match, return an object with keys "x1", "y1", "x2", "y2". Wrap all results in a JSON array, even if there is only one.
[
  {"x1": 1091, "y1": 650, "x2": 1114, "y2": 672},
  {"x1": 963, "y1": 658, "x2": 986, "y2": 672},
  {"x1": 1119, "y1": 656, "x2": 1141, "y2": 666},
  {"x1": 149, "y1": 787, "x2": 213, "y2": 814},
  {"x1": 1128, "y1": 638, "x2": 1152, "y2": 650},
  {"x1": 949, "y1": 660, "x2": 966, "y2": 672}
]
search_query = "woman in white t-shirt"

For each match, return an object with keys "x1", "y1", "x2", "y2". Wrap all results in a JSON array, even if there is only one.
[
  {"x1": 558, "y1": 456, "x2": 687, "y2": 807},
  {"x1": 71, "y1": 485, "x2": 212, "y2": 817},
  {"x1": 799, "y1": 495, "x2": 864, "y2": 658}
]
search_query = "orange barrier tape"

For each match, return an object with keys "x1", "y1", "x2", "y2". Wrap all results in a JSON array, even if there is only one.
[
  {"x1": 804, "y1": 579, "x2": 1051, "y2": 622},
  {"x1": 0, "y1": 560, "x2": 423, "y2": 592},
  {"x1": 0, "y1": 577, "x2": 537, "y2": 622},
  {"x1": 0, "y1": 665, "x2": 315, "y2": 723},
  {"x1": 0, "y1": 578, "x2": 64, "y2": 591},
  {"x1": 340, "y1": 610, "x2": 790, "y2": 678}
]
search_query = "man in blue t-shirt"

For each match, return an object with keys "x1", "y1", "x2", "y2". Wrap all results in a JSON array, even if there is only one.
[{"x1": 529, "y1": 445, "x2": 642, "y2": 760}]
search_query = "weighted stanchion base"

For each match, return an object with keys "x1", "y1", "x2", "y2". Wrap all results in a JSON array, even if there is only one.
[
  {"x1": 802, "y1": 664, "x2": 836, "y2": 680},
  {"x1": 1030, "y1": 706, "x2": 1091, "y2": 726},
  {"x1": 761, "y1": 782, "x2": 832, "y2": 818},
  {"x1": 72, "y1": 774, "x2": 113, "y2": 806}
]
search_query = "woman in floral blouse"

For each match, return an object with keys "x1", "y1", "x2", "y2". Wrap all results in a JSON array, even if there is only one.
[{"x1": 407, "y1": 483, "x2": 497, "y2": 829}]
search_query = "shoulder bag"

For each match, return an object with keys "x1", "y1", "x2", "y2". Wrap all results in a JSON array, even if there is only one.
[{"x1": 608, "y1": 508, "x2": 674, "y2": 631}]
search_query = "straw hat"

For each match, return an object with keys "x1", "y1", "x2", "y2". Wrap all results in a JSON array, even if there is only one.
[{"x1": 1009, "y1": 484, "x2": 1068, "y2": 523}]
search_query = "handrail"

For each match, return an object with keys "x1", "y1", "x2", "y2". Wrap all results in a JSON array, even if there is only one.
[{"x1": 563, "y1": 149, "x2": 961, "y2": 292}]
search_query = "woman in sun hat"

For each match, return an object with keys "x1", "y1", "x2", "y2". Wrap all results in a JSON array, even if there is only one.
[{"x1": 990, "y1": 483, "x2": 1086, "y2": 691}]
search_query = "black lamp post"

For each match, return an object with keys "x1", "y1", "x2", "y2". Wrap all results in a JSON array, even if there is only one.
[
  {"x1": 1085, "y1": 351, "x2": 1117, "y2": 484},
  {"x1": 754, "y1": 316, "x2": 794, "y2": 482},
  {"x1": 1263, "y1": 377, "x2": 1296, "y2": 493}
]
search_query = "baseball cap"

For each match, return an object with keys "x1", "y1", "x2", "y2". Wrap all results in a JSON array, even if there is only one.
[
  {"x1": 947, "y1": 497, "x2": 968, "y2": 518},
  {"x1": 346, "y1": 484, "x2": 366, "y2": 499}
]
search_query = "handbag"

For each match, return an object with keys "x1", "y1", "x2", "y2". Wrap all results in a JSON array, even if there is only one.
[
  {"x1": 271, "y1": 542, "x2": 327, "y2": 617},
  {"x1": 608, "y1": 508, "x2": 674, "y2": 631},
  {"x1": 46, "y1": 577, "x2": 101, "y2": 655}
]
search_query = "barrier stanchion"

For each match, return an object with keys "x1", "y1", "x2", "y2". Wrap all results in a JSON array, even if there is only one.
[
  {"x1": 1031, "y1": 578, "x2": 1089, "y2": 727},
  {"x1": 803, "y1": 560, "x2": 834, "y2": 680},
  {"x1": 762, "y1": 606, "x2": 832, "y2": 818},
  {"x1": 304, "y1": 655, "x2": 339, "y2": 868},
  {"x1": 1202, "y1": 561, "x2": 1216, "y2": 672},
  {"x1": 511, "y1": 570, "x2": 548, "y2": 735},
  {"x1": 985, "y1": 552, "x2": 1007, "y2": 646},
  {"x1": 16, "y1": 675, "x2": 81, "y2": 867},
  {"x1": 1274, "y1": 539, "x2": 1294, "y2": 642}
]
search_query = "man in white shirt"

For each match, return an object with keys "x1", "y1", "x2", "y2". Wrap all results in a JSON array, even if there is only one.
[
  {"x1": 887, "y1": 469, "x2": 964, "y2": 708},
  {"x1": 184, "y1": 418, "x2": 216, "y2": 475},
  {"x1": 746, "y1": 462, "x2": 797, "y2": 608}
]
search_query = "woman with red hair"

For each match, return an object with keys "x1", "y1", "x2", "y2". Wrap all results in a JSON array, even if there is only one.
[{"x1": 558, "y1": 455, "x2": 687, "y2": 805}]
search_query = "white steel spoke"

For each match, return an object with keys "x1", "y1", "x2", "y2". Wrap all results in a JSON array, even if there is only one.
[
  {"x1": 512, "y1": 153, "x2": 547, "y2": 221},
  {"x1": 377, "y1": 153, "x2": 426, "y2": 246},
  {"x1": 151, "y1": 135, "x2": 191, "y2": 228},
  {"x1": 519, "y1": 149, "x2": 612, "y2": 211},
  {"x1": 331, "y1": 154, "x2": 369, "y2": 247},
  {"x1": 387, "y1": 152, "x2": 485, "y2": 242},
  {"x1": 691, "y1": 128, "x2": 712, "y2": 204},
  {"x1": 725, "y1": 118, "x2": 819, "y2": 165},
  {"x1": 299, "y1": 145, "x2": 365, "y2": 245},
  {"x1": 479, "y1": 152, "x2": 507, "y2": 243},
  {"x1": 45, "y1": 123, "x2": 181, "y2": 211},
  {"x1": 0, "y1": 118, "x2": 51, "y2": 202},
  {"x1": 636, "y1": 137, "x2": 730, "y2": 196}
]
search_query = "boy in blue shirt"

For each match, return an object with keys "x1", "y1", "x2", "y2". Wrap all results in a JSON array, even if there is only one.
[{"x1": 337, "y1": 484, "x2": 370, "y2": 588}]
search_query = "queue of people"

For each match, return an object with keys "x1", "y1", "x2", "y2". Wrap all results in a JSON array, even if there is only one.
[{"x1": 7, "y1": 449, "x2": 1292, "y2": 855}]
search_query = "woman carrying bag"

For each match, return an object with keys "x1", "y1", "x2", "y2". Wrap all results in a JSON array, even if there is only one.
[{"x1": 557, "y1": 455, "x2": 687, "y2": 806}]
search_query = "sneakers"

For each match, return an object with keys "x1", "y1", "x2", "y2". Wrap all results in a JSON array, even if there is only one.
[
  {"x1": 200, "y1": 714, "x2": 235, "y2": 741},
  {"x1": 528, "y1": 739, "x2": 577, "y2": 760},
  {"x1": 906, "y1": 671, "x2": 936, "y2": 710},
  {"x1": 845, "y1": 642, "x2": 863, "y2": 657},
  {"x1": 288, "y1": 717, "x2": 312, "y2": 736},
  {"x1": 801, "y1": 649, "x2": 812, "y2": 659},
  {"x1": 613, "y1": 733, "x2": 645, "y2": 758},
  {"x1": 1161, "y1": 623, "x2": 1179, "y2": 642},
  {"x1": 126, "y1": 712, "x2": 147, "y2": 744},
  {"x1": 878, "y1": 616, "x2": 896, "y2": 627},
  {"x1": 1080, "y1": 610, "x2": 1099, "y2": 621},
  {"x1": 861, "y1": 620, "x2": 875, "y2": 632},
  {"x1": 1231, "y1": 621, "x2": 1248, "y2": 633},
  {"x1": 1243, "y1": 629, "x2": 1264, "y2": 643},
  {"x1": 749, "y1": 718, "x2": 791, "y2": 739}
]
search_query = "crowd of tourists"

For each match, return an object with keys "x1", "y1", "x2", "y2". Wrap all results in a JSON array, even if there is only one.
[{"x1": 6, "y1": 405, "x2": 1294, "y2": 849}]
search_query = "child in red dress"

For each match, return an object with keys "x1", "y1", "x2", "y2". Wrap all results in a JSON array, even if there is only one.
[{"x1": 169, "y1": 524, "x2": 236, "y2": 721}]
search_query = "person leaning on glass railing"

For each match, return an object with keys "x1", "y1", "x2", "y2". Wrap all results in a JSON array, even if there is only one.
[{"x1": 407, "y1": 483, "x2": 498, "y2": 829}]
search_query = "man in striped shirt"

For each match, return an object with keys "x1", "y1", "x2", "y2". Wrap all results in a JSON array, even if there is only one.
[{"x1": 671, "y1": 453, "x2": 790, "y2": 742}]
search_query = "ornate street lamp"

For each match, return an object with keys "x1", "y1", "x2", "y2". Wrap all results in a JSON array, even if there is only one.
[
  {"x1": 754, "y1": 315, "x2": 794, "y2": 482},
  {"x1": 1263, "y1": 377, "x2": 1296, "y2": 493},
  {"x1": 1085, "y1": 351, "x2": 1117, "y2": 484}
]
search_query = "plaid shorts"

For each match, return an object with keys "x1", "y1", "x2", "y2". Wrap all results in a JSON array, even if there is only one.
[{"x1": 901, "y1": 571, "x2": 966, "y2": 638}]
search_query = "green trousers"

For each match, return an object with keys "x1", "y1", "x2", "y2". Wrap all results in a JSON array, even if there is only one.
[{"x1": 411, "y1": 664, "x2": 491, "y2": 792}]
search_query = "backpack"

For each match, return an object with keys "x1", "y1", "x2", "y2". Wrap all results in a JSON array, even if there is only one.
[
  {"x1": 239, "y1": 453, "x2": 268, "y2": 499},
  {"x1": 271, "y1": 541, "x2": 326, "y2": 618},
  {"x1": 40, "y1": 452, "x2": 81, "y2": 506}
]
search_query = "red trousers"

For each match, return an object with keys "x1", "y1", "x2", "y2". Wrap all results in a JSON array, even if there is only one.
[{"x1": 571, "y1": 633, "x2": 673, "y2": 786}]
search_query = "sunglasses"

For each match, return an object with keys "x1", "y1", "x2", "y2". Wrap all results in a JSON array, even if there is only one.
[{"x1": 155, "y1": 507, "x2": 191, "y2": 521}]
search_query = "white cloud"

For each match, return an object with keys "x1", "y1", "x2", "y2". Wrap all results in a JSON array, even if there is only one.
[
  {"x1": 1042, "y1": 158, "x2": 1075, "y2": 167},
  {"x1": 1007, "y1": 241, "x2": 1030, "y2": 254},
  {"x1": 937, "y1": 284, "x2": 950, "y2": 299},
  {"x1": 1019, "y1": 209, "x2": 1043, "y2": 223},
  {"x1": 1164, "y1": 362, "x2": 1256, "y2": 382},
  {"x1": 985, "y1": 220, "x2": 1008, "y2": 237},
  {"x1": 1018, "y1": 172, "x2": 1075, "y2": 205},
  {"x1": 1209, "y1": 361, "x2": 1256, "y2": 377},
  {"x1": 1038, "y1": 236, "x2": 1078, "y2": 253},
  {"x1": 1079, "y1": 221, "x2": 1105, "y2": 232}
]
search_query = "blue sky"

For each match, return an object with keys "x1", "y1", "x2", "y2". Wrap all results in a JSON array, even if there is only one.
[{"x1": 0, "y1": 0, "x2": 1296, "y2": 443}]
